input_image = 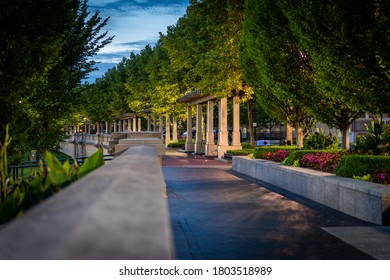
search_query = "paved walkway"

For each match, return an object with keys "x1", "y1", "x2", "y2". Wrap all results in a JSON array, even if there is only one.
[{"x1": 162, "y1": 150, "x2": 390, "y2": 260}]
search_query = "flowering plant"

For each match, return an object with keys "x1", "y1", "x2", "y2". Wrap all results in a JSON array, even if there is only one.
[
  {"x1": 299, "y1": 152, "x2": 343, "y2": 173},
  {"x1": 372, "y1": 170, "x2": 390, "y2": 185},
  {"x1": 262, "y1": 150, "x2": 291, "y2": 162}
]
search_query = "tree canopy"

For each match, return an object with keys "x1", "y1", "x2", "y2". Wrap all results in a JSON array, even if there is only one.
[{"x1": 0, "y1": 0, "x2": 113, "y2": 158}]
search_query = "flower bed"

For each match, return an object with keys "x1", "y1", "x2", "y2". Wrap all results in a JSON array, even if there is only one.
[
  {"x1": 299, "y1": 152, "x2": 343, "y2": 173},
  {"x1": 251, "y1": 146, "x2": 389, "y2": 186},
  {"x1": 262, "y1": 149, "x2": 291, "y2": 162}
]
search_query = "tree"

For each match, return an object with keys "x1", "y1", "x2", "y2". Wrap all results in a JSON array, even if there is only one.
[
  {"x1": 0, "y1": 0, "x2": 113, "y2": 156},
  {"x1": 162, "y1": 0, "x2": 257, "y2": 145},
  {"x1": 241, "y1": 0, "x2": 313, "y2": 147},
  {"x1": 279, "y1": 0, "x2": 389, "y2": 149},
  {"x1": 0, "y1": 0, "x2": 74, "y2": 159}
]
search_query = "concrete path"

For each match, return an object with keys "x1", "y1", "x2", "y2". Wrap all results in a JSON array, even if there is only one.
[{"x1": 163, "y1": 150, "x2": 390, "y2": 260}]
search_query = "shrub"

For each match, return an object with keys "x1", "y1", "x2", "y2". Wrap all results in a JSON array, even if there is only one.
[
  {"x1": 372, "y1": 170, "x2": 390, "y2": 185},
  {"x1": 335, "y1": 155, "x2": 390, "y2": 178},
  {"x1": 253, "y1": 146, "x2": 298, "y2": 159},
  {"x1": 1, "y1": 126, "x2": 105, "y2": 224},
  {"x1": 226, "y1": 149, "x2": 255, "y2": 156},
  {"x1": 304, "y1": 132, "x2": 339, "y2": 150},
  {"x1": 262, "y1": 149, "x2": 291, "y2": 162},
  {"x1": 355, "y1": 121, "x2": 390, "y2": 155},
  {"x1": 168, "y1": 141, "x2": 185, "y2": 148}
]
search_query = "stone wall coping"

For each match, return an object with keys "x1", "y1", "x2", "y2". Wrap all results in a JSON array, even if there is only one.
[{"x1": 0, "y1": 146, "x2": 173, "y2": 260}]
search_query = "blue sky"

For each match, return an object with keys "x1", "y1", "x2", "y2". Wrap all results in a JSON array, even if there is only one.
[{"x1": 86, "y1": 0, "x2": 190, "y2": 83}]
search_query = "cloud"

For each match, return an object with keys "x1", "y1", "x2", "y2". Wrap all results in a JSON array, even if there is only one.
[{"x1": 86, "y1": 0, "x2": 189, "y2": 81}]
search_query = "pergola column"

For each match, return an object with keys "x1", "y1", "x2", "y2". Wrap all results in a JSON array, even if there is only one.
[
  {"x1": 133, "y1": 117, "x2": 137, "y2": 132},
  {"x1": 153, "y1": 114, "x2": 157, "y2": 132},
  {"x1": 113, "y1": 120, "x2": 117, "y2": 133},
  {"x1": 185, "y1": 105, "x2": 194, "y2": 152},
  {"x1": 165, "y1": 114, "x2": 171, "y2": 146},
  {"x1": 96, "y1": 122, "x2": 100, "y2": 134},
  {"x1": 231, "y1": 95, "x2": 242, "y2": 149},
  {"x1": 218, "y1": 97, "x2": 229, "y2": 159},
  {"x1": 194, "y1": 103, "x2": 204, "y2": 154},
  {"x1": 159, "y1": 115, "x2": 164, "y2": 139},
  {"x1": 127, "y1": 119, "x2": 131, "y2": 132},
  {"x1": 205, "y1": 100, "x2": 217, "y2": 156},
  {"x1": 105, "y1": 122, "x2": 108, "y2": 134},
  {"x1": 138, "y1": 117, "x2": 141, "y2": 132},
  {"x1": 172, "y1": 116, "x2": 178, "y2": 142},
  {"x1": 147, "y1": 114, "x2": 151, "y2": 131}
]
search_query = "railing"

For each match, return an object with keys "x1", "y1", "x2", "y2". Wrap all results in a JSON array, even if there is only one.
[{"x1": 9, "y1": 155, "x2": 114, "y2": 180}]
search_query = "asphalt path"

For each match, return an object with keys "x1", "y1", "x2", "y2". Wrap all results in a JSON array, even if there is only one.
[{"x1": 162, "y1": 151, "x2": 375, "y2": 260}]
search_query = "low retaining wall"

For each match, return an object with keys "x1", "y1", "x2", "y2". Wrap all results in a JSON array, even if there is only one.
[
  {"x1": 233, "y1": 156, "x2": 390, "y2": 225},
  {"x1": 0, "y1": 146, "x2": 173, "y2": 259}
]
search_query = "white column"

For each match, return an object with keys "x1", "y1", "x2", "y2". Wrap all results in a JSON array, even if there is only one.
[
  {"x1": 113, "y1": 120, "x2": 117, "y2": 133},
  {"x1": 185, "y1": 106, "x2": 194, "y2": 152},
  {"x1": 231, "y1": 95, "x2": 242, "y2": 149},
  {"x1": 159, "y1": 115, "x2": 164, "y2": 139},
  {"x1": 96, "y1": 122, "x2": 100, "y2": 134},
  {"x1": 206, "y1": 100, "x2": 217, "y2": 156},
  {"x1": 172, "y1": 116, "x2": 178, "y2": 142},
  {"x1": 138, "y1": 118, "x2": 141, "y2": 132},
  {"x1": 218, "y1": 97, "x2": 229, "y2": 159},
  {"x1": 127, "y1": 119, "x2": 131, "y2": 132},
  {"x1": 195, "y1": 103, "x2": 204, "y2": 154},
  {"x1": 133, "y1": 117, "x2": 137, "y2": 132},
  {"x1": 105, "y1": 122, "x2": 108, "y2": 134},
  {"x1": 165, "y1": 114, "x2": 171, "y2": 146}
]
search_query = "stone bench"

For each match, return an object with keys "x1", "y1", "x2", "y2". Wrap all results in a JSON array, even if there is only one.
[
  {"x1": 233, "y1": 156, "x2": 390, "y2": 225},
  {"x1": 0, "y1": 146, "x2": 173, "y2": 259}
]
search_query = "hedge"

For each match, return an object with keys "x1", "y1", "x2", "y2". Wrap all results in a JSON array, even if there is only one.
[
  {"x1": 335, "y1": 155, "x2": 390, "y2": 178},
  {"x1": 226, "y1": 149, "x2": 255, "y2": 156},
  {"x1": 253, "y1": 146, "x2": 299, "y2": 159}
]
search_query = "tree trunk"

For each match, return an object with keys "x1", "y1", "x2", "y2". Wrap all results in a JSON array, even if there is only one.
[
  {"x1": 247, "y1": 100, "x2": 255, "y2": 147},
  {"x1": 341, "y1": 126, "x2": 350, "y2": 150},
  {"x1": 296, "y1": 125, "x2": 304, "y2": 147},
  {"x1": 286, "y1": 123, "x2": 293, "y2": 145}
]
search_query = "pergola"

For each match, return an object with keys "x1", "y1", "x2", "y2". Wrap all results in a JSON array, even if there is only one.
[{"x1": 177, "y1": 90, "x2": 242, "y2": 159}]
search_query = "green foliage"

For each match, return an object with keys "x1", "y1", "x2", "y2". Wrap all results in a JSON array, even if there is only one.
[
  {"x1": 168, "y1": 141, "x2": 186, "y2": 148},
  {"x1": 304, "y1": 132, "x2": 339, "y2": 150},
  {"x1": 335, "y1": 155, "x2": 390, "y2": 178},
  {"x1": 241, "y1": 0, "x2": 315, "y2": 147},
  {"x1": 253, "y1": 146, "x2": 299, "y2": 159},
  {"x1": 1, "y1": 0, "x2": 113, "y2": 157},
  {"x1": 353, "y1": 174, "x2": 372, "y2": 182},
  {"x1": 0, "y1": 128, "x2": 105, "y2": 224},
  {"x1": 279, "y1": 0, "x2": 389, "y2": 148},
  {"x1": 226, "y1": 149, "x2": 255, "y2": 156},
  {"x1": 77, "y1": 149, "x2": 104, "y2": 178},
  {"x1": 355, "y1": 120, "x2": 390, "y2": 155}
]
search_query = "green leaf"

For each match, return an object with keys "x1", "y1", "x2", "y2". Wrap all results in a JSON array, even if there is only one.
[
  {"x1": 45, "y1": 152, "x2": 71, "y2": 188},
  {"x1": 77, "y1": 149, "x2": 104, "y2": 179}
]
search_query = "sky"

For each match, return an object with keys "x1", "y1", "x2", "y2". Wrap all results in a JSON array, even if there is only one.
[{"x1": 86, "y1": 0, "x2": 190, "y2": 83}]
